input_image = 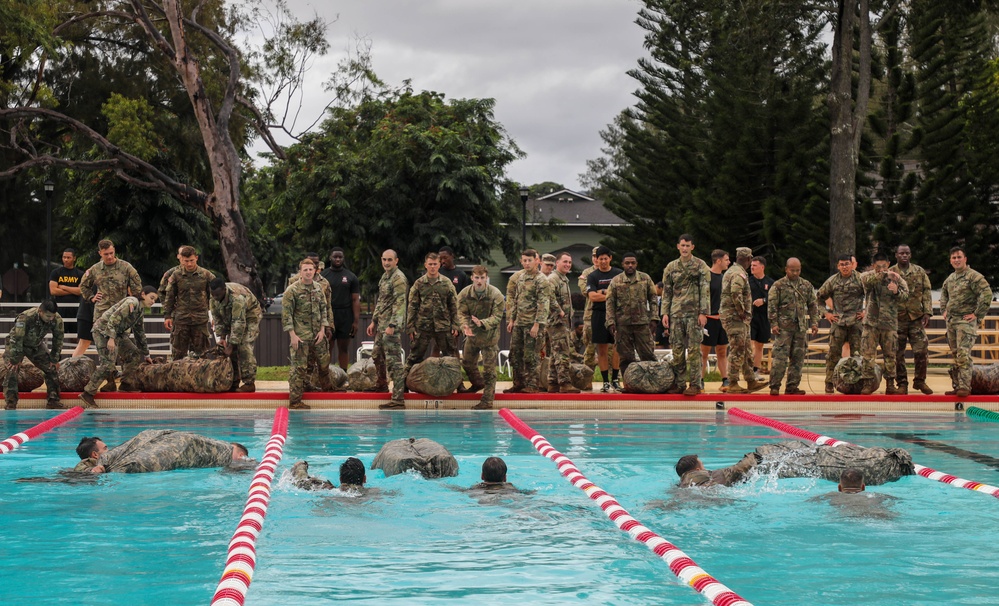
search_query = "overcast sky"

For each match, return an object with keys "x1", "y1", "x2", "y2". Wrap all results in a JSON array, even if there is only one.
[{"x1": 266, "y1": 0, "x2": 646, "y2": 191}]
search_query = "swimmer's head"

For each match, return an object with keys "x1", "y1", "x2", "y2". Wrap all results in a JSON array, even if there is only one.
[
  {"x1": 339, "y1": 457, "x2": 365, "y2": 486},
  {"x1": 838, "y1": 468, "x2": 866, "y2": 493},
  {"x1": 232, "y1": 443, "x2": 249, "y2": 460},
  {"x1": 290, "y1": 460, "x2": 310, "y2": 480},
  {"x1": 675, "y1": 455, "x2": 702, "y2": 478},
  {"x1": 481, "y1": 456, "x2": 508, "y2": 483},
  {"x1": 76, "y1": 437, "x2": 107, "y2": 460}
]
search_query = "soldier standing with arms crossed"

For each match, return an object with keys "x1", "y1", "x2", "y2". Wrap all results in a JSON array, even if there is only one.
[
  {"x1": 457, "y1": 265, "x2": 506, "y2": 408},
  {"x1": 890, "y1": 245, "x2": 934, "y2": 395},
  {"x1": 322, "y1": 248, "x2": 361, "y2": 371},
  {"x1": 939, "y1": 246, "x2": 992, "y2": 398},
  {"x1": 661, "y1": 234, "x2": 710, "y2": 396},
  {"x1": 369, "y1": 250, "x2": 409, "y2": 409},
  {"x1": 605, "y1": 252, "x2": 659, "y2": 378},
  {"x1": 767, "y1": 258, "x2": 819, "y2": 396},
  {"x1": 282, "y1": 259, "x2": 330, "y2": 410}
]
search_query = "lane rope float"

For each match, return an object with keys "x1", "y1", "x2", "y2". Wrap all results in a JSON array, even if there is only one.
[
  {"x1": 499, "y1": 408, "x2": 753, "y2": 606},
  {"x1": 210, "y1": 407, "x2": 290, "y2": 606},
  {"x1": 0, "y1": 406, "x2": 84, "y2": 455},
  {"x1": 967, "y1": 406, "x2": 999, "y2": 423},
  {"x1": 728, "y1": 407, "x2": 999, "y2": 499}
]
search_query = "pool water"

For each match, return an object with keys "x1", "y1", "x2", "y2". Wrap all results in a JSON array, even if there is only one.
[{"x1": 1, "y1": 410, "x2": 997, "y2": 605}]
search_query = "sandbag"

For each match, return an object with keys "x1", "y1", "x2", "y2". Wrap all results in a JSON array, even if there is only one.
[
  {"x1": 755, "y1": 440, "x2": 913, "y2": 485},
  {"x1": 328, "y1": 364, "x2": 348, "y2": 390},
  {"x1": 405, "y1": 356, "x2": 462, "y2": 397},
  {"x1": 305, "y1": 362, "x2": 348, "y2": 392},
  {"x1": 569, "y1": 363, "x2": 593, "y2": 391},
  {"x1": 832, "y1": 356, "x2": 882, "y2": 395},
  {"x1": 59, "y1": 356, "x2": 95, "y2": 392},
  {"x1": 347, "y1": 358, "x2": 378, "y2": 391},
  {"x1": 134, "y1": 356, "x2": 234, "y2": 393},
  {"x1": 370, "y1": 437, "x2": 459, "y2": 478},
  {"x1": 0, "y1": 359, "x2": 45, "y2": 391},
  {"x1": 623, "y1": 360, "x2": 676, "y2": 394},
  {"x1": 971, "y1": 364, "x2": 999, "y2": 394},
  {"x1": 288, "y1": 460, "x2": 334, "y2": 490}
]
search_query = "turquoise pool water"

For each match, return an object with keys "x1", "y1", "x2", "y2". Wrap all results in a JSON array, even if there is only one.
[{"x1": 1, "y1": 410, "x2": 997, "y2": 605}]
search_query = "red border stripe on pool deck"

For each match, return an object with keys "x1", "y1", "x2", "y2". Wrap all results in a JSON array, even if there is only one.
[
  {"x1": 499, "y1": 408, "x2": 754, "y2": 606},
  {"x1": 0, "y1": 406, "x2": 84, "y2": 455},
  {"x1": 210, "y1": 407, "x2": 289, "y2": 606},
  {"x1": 728, "y1": 407, "x2": 999, "y2": 499}
]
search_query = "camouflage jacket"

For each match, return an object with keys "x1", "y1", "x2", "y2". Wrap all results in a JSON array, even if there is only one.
[
  {"x1": 373, "y1": 267, "x2": 408, "y2": 329},
  {"x1": 606, "y1": 271, "x2": 658, "y2": 326},
  {"x1": 163, "y1": 266, "x2": 215, "y2": 325},
  {"x1": 457, "y1": 284, "x2": 505, "y2": 346},
  {"x1": 281, "y1": 279, "x2": 330, "y2": 341},
  {"x1": 719, "y1": 264, "x2": 752, "y2": 323},
  {"x1": 93, "y1": 429, "x2": 234, "y2": 473},
  {"x1": 660, "y1": 256, "x2": 710, "y2": 319},
  {"x1": 158, "y1": 265, "x2": 180, "y2": 303},
  {"x1": 211, "y1": 283, "x2": 262, "y2": 344},
  {"x1": 510, "y1": 269, "x2": 550, "y2": 327},
  {"x1": 5, "y1": 308, "x2": 63, "y2": 363},
  {"x1": 768, "y1": 277, "x2": 819, "y2": 332},
  {"x1": 289, "y1": 269, "x2": 332, "y2": 314},
  {"x1": 547, "y1": 271, "x2": 573, "y2": 328},
  {"x1": 815, "y1": 272, "x2": 866, "y2": 328},
  {"x1": 506, "y1": 269, "x2": 525, "y2": 318},
  {"x1": 80, "y1": 259, "x2": 142, "y2": 318},
  {"x1": 578, "y1": 265, "x2": 598, "y2": 321},
  {"x1": 406, "y1": 274, "x2": 459, "y2": 334},
  {"x1": 94, "y1": 296, "x2": 149, "y2": 355},
  {"x1": 889, "y1": 263, "x2": 932, "y2": 321},
  {"x1": 940, "y1": 268, "x2": 992, "y2": 323},
  {"x1": 859, "y1": 270, "x2": 908, "y2": 330},
  {"x1": 680, "y1": 453, "x2": 758, "y2": 488}
]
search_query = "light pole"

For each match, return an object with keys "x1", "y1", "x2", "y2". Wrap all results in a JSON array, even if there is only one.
[
  {"x1": 44, "y1": 178, "x2": 54, "y2": 299},
  {"x1": 519, "y1": 186, "x2": 529, "y2": 251}
]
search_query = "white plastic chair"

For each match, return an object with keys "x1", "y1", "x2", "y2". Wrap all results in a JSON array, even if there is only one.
[{"x1": 498, "y1": 349, "x2": 511, "y2": 375}]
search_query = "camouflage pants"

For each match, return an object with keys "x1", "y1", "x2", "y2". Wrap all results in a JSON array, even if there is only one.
[
  {"x1": 947, "y1": 320, "x2": 977, "y2": 391},
  {"x1": 305, "y1": 338, "x2": 334, "y2": 391},
  {"x1": 614, "y1": 324, "x2": 656, "y2": 376},
  {"x1": 770, "y1": 328, "x2": 806, "y2": 390},
  {"x1": 510, "y1": 325, "x2": 542, "y2": 390},
  {"x1": 288, "y1": 340, "x2": 326, "y2": 403},
  {"x1": 372, "y1": 332, "x2": 405, "y2": 402},
  {"x1": 230, "y1": 321, "x2": 259, "y2": 384},
  {"x1": 896, "y1": 317, "x2": 928, "y2": 386},
  {"x1": 861, "y1": 327, "x2": 897, "y2": 379},
  {"x1": 722, "y1": 319, "x2": 753, "y2": 383},
  {"x1": 825, "y1": 323, "x2": 863, "y2": 384},
  {"x1": 547, "y1": 325, "x2": 575, "y2": 387},
  {"x1": 582, "y1": 320, "x2": 596, "y2": 369},
  {"x1": 3, "y1": 346, "x2": 59, "y2": 402},
  {"x1": 669, "y1": 315, "x2": 703, "y2": 386},
  {"x1": 170, "y1": 323, "x2": 211, "y2": 360},
  {"x1": 85, "y1": 332, "x2": 142, "y2": 395},
  {"x1": 461, "y1": 338, "x2": 498, "y2": 405},
  {"x1": 406, "y1": 331, "x2": 457, "y2": 374}
]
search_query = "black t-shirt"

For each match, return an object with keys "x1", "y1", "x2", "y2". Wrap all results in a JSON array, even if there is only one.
[
  {"x1": 709, "y1": 270, "x2": 723, "y2": 315},
  {"x1": 439, "y1": 266, "x2": 471, "y2": 294},
  {"x1": 586, "y1": 267, "x2": 624, "y2": 312},
  {"x1": 321, "y1": 267, "x2": 361, "y2": 309},
  {"x1": 749, "y1": 274, "x2": 775, "y2": 320},
  {"x1": 49, "y1": 266, "x2": 85, "y2": 304}
]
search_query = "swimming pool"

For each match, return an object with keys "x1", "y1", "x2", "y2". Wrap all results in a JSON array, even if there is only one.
[{"x1": 2, "y1": 409, "x2": 997, "y2": 604}]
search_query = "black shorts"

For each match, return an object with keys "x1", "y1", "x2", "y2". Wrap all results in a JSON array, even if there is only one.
[
  {"x1": 591, "y1": 309, "x2": 614, "y2": 344},
  {"x1": 331, "y1": 308, "x2": 355, "y2": 339},
  {"x1": 704, "y1": 318, "x2": 728, "y2": 347},
  {"x1": 75, "y1": 315, "x2": 94, "y2": 342},
  {"x1": 750, "y1": 316, "x2": 771, "y2": 343}
]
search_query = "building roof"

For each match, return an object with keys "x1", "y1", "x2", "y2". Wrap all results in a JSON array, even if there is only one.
[
  {"x1": 526, "y1": 189, "x2": 628, "y2": 227},
  {"x1": 498, "y1": 242, "x2": 598, "y2": 275}
]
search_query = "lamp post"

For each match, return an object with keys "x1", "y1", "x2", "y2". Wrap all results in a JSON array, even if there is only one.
[
  {"x1": 44, "y1": 179, "x2": 54, "y2": 299},
  {"x1": 519, "y1": 186, "x2": 529, "y2": 251}
]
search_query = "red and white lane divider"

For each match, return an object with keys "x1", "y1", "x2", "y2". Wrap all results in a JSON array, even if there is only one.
[
  {"x1": 0, "y1": 406, "x2": 84, "y2": 455},
  {"x1": 728, "y1": 407, "x2": 999, "y2": 499},
  {"x1": 210, "y1": 407, "x2": 290, "y2": 606},
  {"x1": 499, "y1": 408, "x2": 753, "y2": 606}
]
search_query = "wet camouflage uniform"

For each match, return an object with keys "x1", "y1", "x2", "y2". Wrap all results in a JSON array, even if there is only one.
[
  {"x1": 858, "y1": 271, "x2": 908, "y2": 381},
  {"x1": 79, "y1": 259, "x2": 142, "y2": 320},
  {"x1": 767, "y1": 276, "x2": 818, "y2": 391},
  {"x1": 605, "y1": 270, "x2": 658, "y2": 376},
  {"x1": 509, "y1": 269, "x2": 550, "y2": 391},
  {"x1": 719, "y1": 262, "x2": 754, "y2": 384},
  {"x1": 282, "y1": 278, "x2": 331, "y2": 404},
  {"x1": 661, "y1": 256, "x2": 710, "y2": 387},
  {"x1": 457, "y1": 283, "x2": 505, "y2": 405},
  {"x1": 940, "y1": 267, "x2": 992, "y2": 392},
  {"x1": 545, "y1": 271, "x2": 575, "y2": 388},
  {"x1": 211, "y1": 283, "x2": 262, "y2": 385},
  {"x1": 405, "y1": 275, "x2": 459, "y2": 374},
  {"x1": 372, "y1": 267, "x2": 408, "y2": 403},
  {"x1": 680, "y1": 453, "x2": 757, "y2": 488},
  {"x1": 289, "y1": 269, "x2": 334, "y2": 380},
  {"x1": 815, "y1": 272, "x2": 865, "y2": 386},
  {"x1": 578, "y1": 265, "x2": 598, "y2": 368},
  {"x1": 75, "y1": 430, "x2": 235, "y2": 473},
  {"x1": 890, "y1": 263, "x2": 932, "y2": 388},
  {"x1": 84, "y1": 296, "x2": 149, "y2": 395},
  {"x1": 163, "y1": 265, "x2": 215, "y2": 359},
  {"x1": 3, "y1": 308, "x2": 63, "y2": 406}
]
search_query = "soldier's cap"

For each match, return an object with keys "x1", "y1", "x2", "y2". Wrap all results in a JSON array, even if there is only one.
[
  {"x1": 736, "y1": 247, "x2": 753, "y2": 258},
  {"x1": 591, "y1": 246, "x2": 600, "y2": 256},
  {"x1": 541, "y1": 253, "x2": 557, "y2": 264}
]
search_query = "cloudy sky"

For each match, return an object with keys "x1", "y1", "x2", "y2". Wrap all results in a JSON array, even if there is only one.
[{"x1": 268, "y1": 0, "x2": 646, "y2": 191}]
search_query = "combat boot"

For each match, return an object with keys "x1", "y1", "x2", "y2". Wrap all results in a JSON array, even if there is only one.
[
  {"x1": 560, "y1": 384, "x2": 581, "y2": 394},
  {"x1": 521, "y1": 386, "x2": 543, "y2": 394},
  {"x1": 546, "y1": 384, "x2": 559, "y2": 393},
  {"x1": 785, "y1": 387, "x2": 807, "y2": 396},
  {"x1": 236, "y1": 382, "x2": 256, "y2": 393},
  {"x1": 46, "y1": 397, "x2": 64, "y2": 409},
  {"x1": 503, "y1": 385, "x2": 524, "y2": 394},
  {"x1": 885, "y1": 384, "x2": 902, "y2": 395},
  {"x1": 769, "y1": 387, "x2": 780, "y2": 396},
  {"x1": 896, "y1": 383, "x2": 909, "y2": 395},
  {"x1": 4, "y1": 395, "x2": 16, "y2": 410},
  {"x1": 378, "y1": 399, "x2": 405, "y2": 410},
  {"x1": 944, "y1": 388, "x2": 958, "y2": 396},
  {"x1": 472, "y1": 400, "x2": 493, "y2": 410},
  {"x1": 667, "y1": 383, "x2": 685, "y2": 395},
  {"x1": 78, "y1": 392, "x2": 98, "y2": 408},
  {"x1": 912, "y1": 380, "x2": 933, "y2": 395},
  {"x1": 824, "y1": 382, "x2": 835, "y2": 395},
  {"x1": 955, "y1": 388, "x2": 970, "y2": 398},
  {"x1": 726, "y1": 381, "x2": 748, "y2": 394},
  {"x1": 682, "y1": 384, "x2": 701, "y2": 396},
  {"x1": 746, "y1": 380, "x2": 768, "y2": 394},
  {"x1": 100, "y1": 380, "x2": 117, "y2": 393},
  {"x1": 289, "y1": 400, "x2": 311, "y2": 410}
]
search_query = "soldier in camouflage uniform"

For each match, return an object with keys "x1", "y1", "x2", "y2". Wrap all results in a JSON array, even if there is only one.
[
  {"x1": 719, "y1": 247, "x2": 767, "y2": 393},
  {"x1": 368, "y1": 250, "x2": 409, "y2": 409},
  {"x1": 288, "y1": 252, "x2": 334, "y2": 385},
  {"x1": 578, "y1": 248, "x2": 599, "y2": 370},
  {"x1": 3, "y1": 300, "x2": 63, "y2": 409},
  {"x1": 605, "y1": 253, "x2": 658, "y2": 377},
  {"x1": 457, "y1": 265, "x2": 506, "y2": 408},
  {"x1": 79, "y1": 287, "x2": 158, "y2": 408},
  {"x1": 210, "y1": 278, "x2": 262, "y2": 392},
  {"x1": 767, "y1": 258, "x2": 819, "y2": 396},
  {"x1": 890, "y1": 245, "x2": 934, "y2": 395},
  {"x1": 660, "y1": 234, "x2": 710, "y2": 396},
  {"x1": 163, "y1": 246, "x2": 215, "y2": 360},
  {"x1": 157, "y1": 245, "x2": 186, "y2": 304},
  {"x1": 539, "y1": 253, "x2": 557, "y2": 389},
  {"x1": 815, "y1": 254, "x2": 866, "y2": 393},
  {"x1": 282, "y1": 259, "x2": 331, "y2": 410},
  {"x1": 405, "y1": 252, "x2": 460, "y2": 374},
  {"x1": 74, "y1": 430, "x2": 249, "y2": 474},
  {"x1": 858, "y1": 253, "x2": 909, "y2": 395},
  {"x1": 545, "y1": 252, "x2": 580, "y2": 393},
  {"x1": 939, "y1": 246, "x2": 993, "y2": 397},
  {"x1": 506, "y1": 249, "x2": 550, "y2": 393},
  {"x1": 504, "y1": 254, "x2": 532, "y2": 391}
]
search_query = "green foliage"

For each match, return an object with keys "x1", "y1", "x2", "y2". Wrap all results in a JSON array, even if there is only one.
[{"x1": 101, "y1": 94, "x2": 160, "y2": 161}]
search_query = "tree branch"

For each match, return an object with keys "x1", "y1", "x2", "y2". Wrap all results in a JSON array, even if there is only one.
[
  {"x1": 873, "y1": 0, "x2": 904, "y2": 33},
  {"x1": 126, "y1": 0, "x2": 178, "y2": 62},
  {"x1": 236, "y1": 95, "x2": 288, "y2": 160}
]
